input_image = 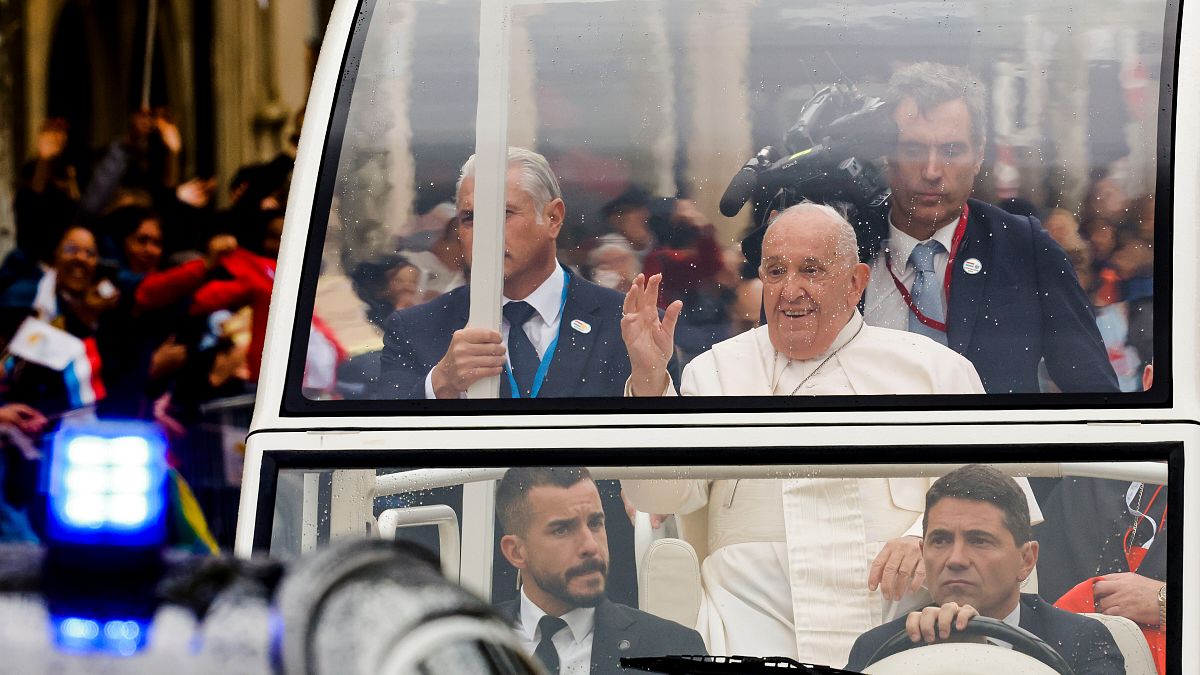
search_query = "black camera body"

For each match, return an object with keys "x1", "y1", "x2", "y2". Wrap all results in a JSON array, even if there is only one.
[{"x1": 723, "y1": 82, "x2": 897, "y2": 267}]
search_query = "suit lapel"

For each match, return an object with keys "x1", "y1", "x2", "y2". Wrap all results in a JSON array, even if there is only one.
[
  {"x1": 946, "y1": 201, "x2": 989, "y2": 353},
  {"x1": 591, "y1": 598, "x2": 637, "y2": 675},
  {"x1": 539, "y1": 275, "x2": 602, "y2": 396},
  {"x1": 1014, "y1": 594, "x2": 1049, "y2": 661}
]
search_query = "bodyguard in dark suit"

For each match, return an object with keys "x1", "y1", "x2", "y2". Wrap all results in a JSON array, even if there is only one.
[
  {"x1": 495, "y1": 467, "x2": 706, "y2": 675},
  {"x1": 377, "y1": 147, "x2": 632, "y2": 400},
  {"x1": 376, "y1": 148, "x2": 641, "y2": 606},
  {"x1": 861, "y1": 62, "x2": 1118, "y2": 394},
  {"x1": 845, "y1": 464, "x2": 1123, "y2": 674}
]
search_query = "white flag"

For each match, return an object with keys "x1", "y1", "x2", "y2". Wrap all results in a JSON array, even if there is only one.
[{"x1": 7, "y1": 317, "x2": 85, "y2": 372}]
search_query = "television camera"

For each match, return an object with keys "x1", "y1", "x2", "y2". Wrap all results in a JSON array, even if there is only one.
[{"x1": 720, "y1": 82, "x2": 897, "y2": 266}]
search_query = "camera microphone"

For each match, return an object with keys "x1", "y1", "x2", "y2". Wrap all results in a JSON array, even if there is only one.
[{"x1": 719, "y1": 146, "x2": 779, "y2": 217}]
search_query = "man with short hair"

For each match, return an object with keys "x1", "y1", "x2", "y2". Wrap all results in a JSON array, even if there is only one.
[
  {"x1": 495, "y1": 467, "x2": 706, "y2": 675},
  {"x1": 619, "y1": 204, "x2": 1039, "y2": 666},
  {"x1": 378, "y1": 147, "x2": 636, "y2": 400},
  {"x1": 862, "y1": 62, "x2": 1117, "y2": 393},
  {"x1": 845, "y1": 464, "x2": 1124, "y2": 674},
  {"x1": 377, "y1": 148, "x2": 642, "y2": 607}
]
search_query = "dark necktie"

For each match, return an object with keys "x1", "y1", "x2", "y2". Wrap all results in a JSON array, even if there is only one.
[
  {"x1": 503, "y1": 301, "x2": 540, "y2": 397},
  {"x1": 533, "y1": 614, "x2": 568, "y2": 675}
]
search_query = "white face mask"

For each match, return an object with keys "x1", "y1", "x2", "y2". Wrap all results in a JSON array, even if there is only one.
[{"x1": 592, "y1": 269, "x2": 625, "y2": 290}]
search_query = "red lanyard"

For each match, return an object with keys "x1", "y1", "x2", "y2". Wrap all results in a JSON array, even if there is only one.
[
  {"x1": 1123, "y1": 485, "x2": 1166, "y2": 573},
  {"x1": 883, "y1": 205, "x2": 970, "y2": 333}
]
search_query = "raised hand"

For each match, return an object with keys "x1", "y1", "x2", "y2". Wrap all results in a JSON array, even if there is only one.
[
  {"x1": 177, "y1": 177, "x2": 217, "y2": 209},
  {"x1": 154, "y1": 109, "x2": 183, "y2": 155},
  {"x1": 621, "y1": 273, "x2": 682, "y2": 396}
]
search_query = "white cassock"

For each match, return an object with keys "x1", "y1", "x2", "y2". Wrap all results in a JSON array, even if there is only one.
[{"x1": 623, "y1": 312, "x2": 1043, "y2": 666}]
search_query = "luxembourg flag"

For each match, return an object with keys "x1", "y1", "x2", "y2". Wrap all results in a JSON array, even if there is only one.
[{"x1": 8, "y1": 317, "x2": 106, "y2": 409}]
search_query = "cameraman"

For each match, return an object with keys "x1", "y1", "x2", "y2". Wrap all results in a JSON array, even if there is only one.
[{"x1": 642, "y1": 198, "x2": 729, "y2": 359}]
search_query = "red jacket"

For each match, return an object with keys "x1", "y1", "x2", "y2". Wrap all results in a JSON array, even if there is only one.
[
  {"x1": 135, "y1": 258, "x2": 210, "y2": 312},
  {"x1": 642, "y1": 230, "x2": 724, "y2": 309},
  {"x1": 190, "y1": 249, "x2": 276, "y2": 380}
]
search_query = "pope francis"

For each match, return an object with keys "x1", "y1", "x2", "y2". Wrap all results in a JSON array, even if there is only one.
[{"x1": 618, "y1": 202, "x2": 1041, "y2": 666}]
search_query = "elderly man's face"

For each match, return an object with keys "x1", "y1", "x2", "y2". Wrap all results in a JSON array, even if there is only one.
[
  {"x1": 888, "y1": 97, "x2": 983, "y2": 238},
  {"x1": 759, "y1": 212, "x2": 869, "y2": 360},
  {"x1": 457, "y1": 166, "x2": 563, "y2": 299},
  {"x1": 922, "y1": 497, "x2": 1037, "y2": 619}
]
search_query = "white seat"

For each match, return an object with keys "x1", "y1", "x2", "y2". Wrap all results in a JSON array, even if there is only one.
[
  {"x1": 1080, "y1": 613, "x2": 1157, "y2": 675},
  {"x1": 637, "y1": 537, "x2": 703, "y2": 631}
]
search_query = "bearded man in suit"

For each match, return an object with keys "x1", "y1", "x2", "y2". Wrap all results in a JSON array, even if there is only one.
[{"x1": 495, "y1": 467, "x2": 706, "y2": 675}]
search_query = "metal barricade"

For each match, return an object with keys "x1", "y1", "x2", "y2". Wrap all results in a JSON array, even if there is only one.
[{"x1": 183, "y1": 394, "x2": 256, "y2": 549}]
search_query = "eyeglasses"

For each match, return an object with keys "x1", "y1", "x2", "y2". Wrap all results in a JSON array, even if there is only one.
[{"x1": 60, "y1": 244, "x2": 97, "y2": 259}]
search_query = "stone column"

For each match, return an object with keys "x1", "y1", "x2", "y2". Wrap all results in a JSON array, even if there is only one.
[
  {"x1": 627, "y1": 1, "x2": 677, "y2": 197},
  {"x1": 0, "y1": 0, "x2": 21, "y2": 256},
  {"x1": 212, "y1": 0, "x2": 270, "y2": 203},
  {"x1": 683, "y1": 3, "x2": 753, "y2": 244},
  {"x1": 22, "y1": 0, "x2": 64, "y2": 151},
  {"x1": 507, "y1": 11, "x2": 540, "y2": 153}
]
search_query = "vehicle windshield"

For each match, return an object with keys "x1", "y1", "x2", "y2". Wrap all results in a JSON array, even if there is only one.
[
  {"x1": 266, "y1": 457, "x2": 1172, "y2": 672},
  {"x1": 287, "y1": 0, "x2": 1173, "y2": 411}
]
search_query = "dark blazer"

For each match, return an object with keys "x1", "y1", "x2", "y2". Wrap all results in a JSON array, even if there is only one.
[
  {"x1": 862, "y1": 198, "x2": 1118, "y2": 394},
  {"x1": 844, "y1": 593, "x2": 1125, "y2": 674},
  {"x1": 497, "y1": 596, "x2": 708, "y2": 675},
  {"x1": 1034, "y1": 478, "x2": 1167, "y2": 603},
  {"x1": 377, "y1": 271, "x2": 633, "y2": 399}
]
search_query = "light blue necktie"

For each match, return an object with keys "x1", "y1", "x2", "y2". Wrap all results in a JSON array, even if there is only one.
[{"x1": 907, "y1": 240, "x2": 948, "y2": 345}]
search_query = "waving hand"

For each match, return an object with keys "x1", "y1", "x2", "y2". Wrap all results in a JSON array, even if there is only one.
[{"x1": 621, "y1": 273, "x2": 682, "y2": 396}]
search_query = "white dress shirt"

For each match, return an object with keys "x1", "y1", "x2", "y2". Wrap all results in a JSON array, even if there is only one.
[
  {"x1": 863, "y1": 212, "x2": 960, "y2": 332},
  {"x1": 424, "y1": 264, "x2": 566, "y2": 398},
  {"x1": 517, "y1": 589, "x2": 596, "y2": 675},
  {"x1": 986, "y1": 602, "x2": 1023, "y2": 650}
]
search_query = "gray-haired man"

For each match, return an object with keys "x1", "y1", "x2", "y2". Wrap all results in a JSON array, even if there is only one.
[
  {"x1": 620, "y1": 203, "x2": 1012, "y2": 665},
  {"x1": 379, "y1": 147, "x2": 636, "y2": 400}
]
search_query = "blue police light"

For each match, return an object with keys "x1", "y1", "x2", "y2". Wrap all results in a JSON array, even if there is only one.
[
  {"x1": 51, "y1": 615, "x2": 150, "y2": 655},
  {"x1": 45, "y1": 421, "x2": 169, "y2": 548}
]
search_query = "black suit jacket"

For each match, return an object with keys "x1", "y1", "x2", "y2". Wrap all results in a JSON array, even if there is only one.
[
  {"x1": 862, "y1": 199, "x2": 1118, "y2": 394},
  {"x1": 844, "y1": 593, "x2": 1125, "y2": 674},
  {"x1": 1034, "y1": 479, "x2": 1168, "y2": 603},
  {"x1": 377, "y1": 271, "x2": 633, "y2": 399},
  {"x1": 497, "y1": 596, "x2": 708, "y2": 675}
]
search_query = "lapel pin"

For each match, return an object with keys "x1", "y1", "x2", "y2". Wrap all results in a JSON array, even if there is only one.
[
  {"x1": 617, "y1": 640, "x2": 631, "y2": 651},
  {"x1": 570, "y1": 319, "x2": 592, "y2": 334},
  {"x1": 962, "y1": 258, "x2": 982, "y2": 275}
]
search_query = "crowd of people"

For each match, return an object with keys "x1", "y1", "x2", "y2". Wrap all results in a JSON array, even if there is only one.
[{"x1": 0, "y1": 107, "x2": 301, "y2": 547}]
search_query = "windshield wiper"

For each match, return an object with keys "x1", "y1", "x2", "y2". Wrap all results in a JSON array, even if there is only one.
[{"x1": 620, "y1": 654, "x2": 862, "y2": 674}]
